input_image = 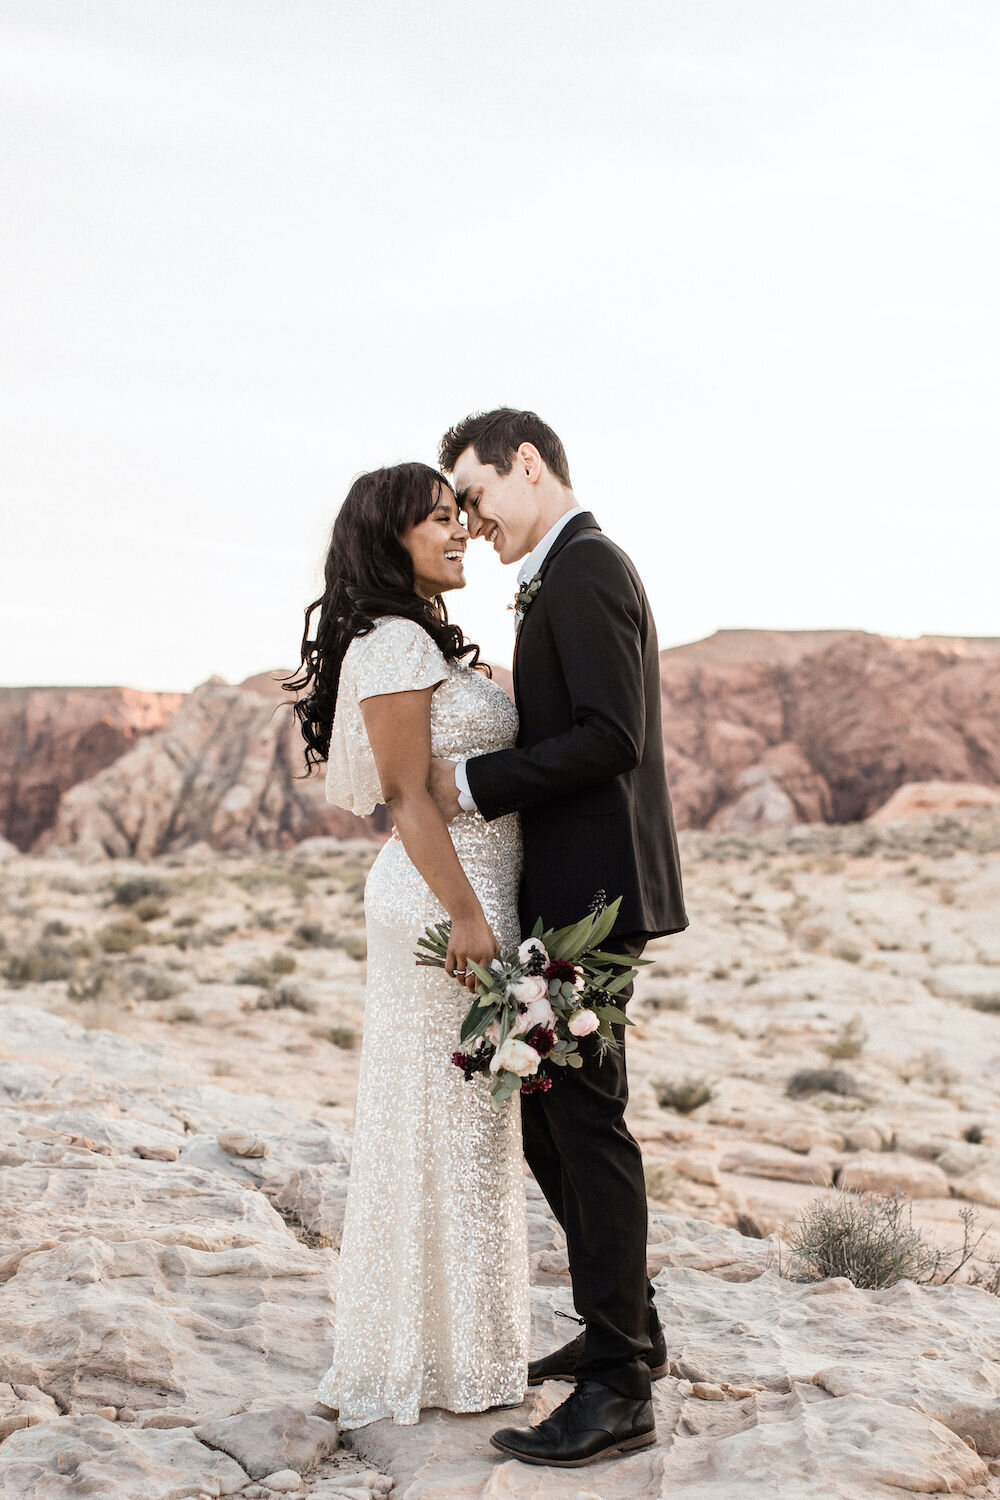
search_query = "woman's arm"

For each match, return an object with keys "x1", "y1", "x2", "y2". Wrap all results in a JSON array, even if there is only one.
[{"x1": 361, "y1": 685, "x2": 498, "y2": 992}]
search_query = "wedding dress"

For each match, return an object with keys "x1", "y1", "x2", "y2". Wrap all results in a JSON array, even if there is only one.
[{"x1": 315, "y1": 615, "x2": 530, "y2": 1428}]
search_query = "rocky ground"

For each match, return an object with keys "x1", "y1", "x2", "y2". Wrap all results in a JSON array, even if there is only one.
[{"x1": 2, "y1": 810, "x2": 1000, "y2": 1498}]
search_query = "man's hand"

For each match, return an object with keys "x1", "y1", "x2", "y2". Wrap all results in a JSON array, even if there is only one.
[{"x1": 429, "y1": 758, "x2": 462, "y2": 823}]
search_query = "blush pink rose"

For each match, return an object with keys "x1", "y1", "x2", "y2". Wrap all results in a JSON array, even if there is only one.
[
  {"x1": 567, "y1": 1008, "x2": 600, "y2": 1037},
  {"x1": 511, "y1": 974, "x2": 548, "y2": 1006}
]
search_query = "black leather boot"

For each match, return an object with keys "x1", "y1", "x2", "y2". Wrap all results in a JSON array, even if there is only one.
[
  {"x1": 491, "y1": 1380, "x2": 656, "y2": 1467},
  {"x1": 527, "y1": 1326, "x2": 668, "y2": 1386}
]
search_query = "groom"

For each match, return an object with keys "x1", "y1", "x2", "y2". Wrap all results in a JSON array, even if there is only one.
[{"x1": 432, "y1": 408, "x2": 688, "y2": 1467}]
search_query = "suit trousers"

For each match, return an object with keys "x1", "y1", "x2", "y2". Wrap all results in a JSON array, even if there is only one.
[{"x1": 520, "y1": 934, "x2": 660, "y2": 1400}]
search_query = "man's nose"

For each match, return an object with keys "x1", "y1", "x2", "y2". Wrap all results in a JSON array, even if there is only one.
[{"x1": 464, "y1": 512, "x2": 482, "y2": 538}]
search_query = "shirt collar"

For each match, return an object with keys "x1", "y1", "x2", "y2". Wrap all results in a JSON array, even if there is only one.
[{"x1": 517, "y1": 506, "x2": 584, "y2": 587}]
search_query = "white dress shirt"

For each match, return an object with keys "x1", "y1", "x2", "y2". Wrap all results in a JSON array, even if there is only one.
[{"x1": 455, "y1": 507, "x2": 584, "y2": 813}]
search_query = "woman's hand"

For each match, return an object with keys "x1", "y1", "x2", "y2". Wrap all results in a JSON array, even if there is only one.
[{"x1": 446, "y1": 912, "x2": 500, "y2": 995}]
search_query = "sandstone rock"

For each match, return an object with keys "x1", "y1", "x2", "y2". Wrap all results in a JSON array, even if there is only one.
[
  {"x1": 691, "y1": 1381, "x2": 726, "y2": 1400},
  {"x1": 719, "y1": 1143, "x2": 836, "y2": 1186},
  {"x1": 869, "y1": 780, "x2": 1000, "y2": 823},
  {"x1": 0, "y1": 1414, "x2": 250, "y2": 1497},
  {"x1": 927, "y1": 964, "x2": 1000, "y2": 1005},
  {"x1": 645, "y1": 1212, "x2": 778, "y2": 1282},
  {"x1": 673, "y1": 1153, "x2": 722, "y2": 1187},
  {"x1": 217, "y1": 1129, "x2": 269, "y2": 1158},
  {"x1": 841, "y1": 1117, "x2": 894, "y2": 1153},
  {"x1": 836, "y1": 1150, "x2": 950, "y2": 1198},
  {"x1": 36, "y1": 678, "x2": 386, "y2": 857},
  {"x1": 194, "y1": 1404, "x2": 338, "y2": 1480},
  {"x1": 0, "y1": 686, "x2": 184, "y2": 851},
  {"x1": 262, "y1": 1470, "x2": 304, "y2": 1492}
]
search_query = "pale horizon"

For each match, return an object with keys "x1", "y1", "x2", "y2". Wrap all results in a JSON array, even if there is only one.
[{"x1": 2, "y1": 0, "x2": 998, "y2": 695}]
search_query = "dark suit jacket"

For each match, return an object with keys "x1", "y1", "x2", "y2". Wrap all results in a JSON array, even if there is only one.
[{"x1": 466, "y1": 512, "x2": 688, "y2": 941}]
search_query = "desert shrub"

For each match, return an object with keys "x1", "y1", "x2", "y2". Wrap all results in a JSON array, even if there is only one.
[
  {"x1": 825, "y1": 1014, "x2": 867, "y2": 1061},
  {"x1": 168, "y1": 1004, "x2": 200, "y2": 1024},
  {"x1": 710, "y1": 964, "x2": 730, "y2": 980},
  {"x1": 833, "y1": 941, "x2": 863, "y2": 964},
  {"x1": 3, "y1": 942, "x2": 76, "y2": 985},
  {"x1": 641, "y1": 987, "x2": 688, "y2": 1012},
  {"x1": 253, "y1": 985, "x2": 317, "y2": 1014},
  {"x1": 97, "y1": 916, "x2": 147, "y2": 954},
  {"x1": 786, "y1": 1068, "x2": 861, "y2": 1099},
  {"x1": 135, "y1": 968, "x2": 182, "y2": 1002},
  {"x1": 898, "y1": 1050, "x2": 959, "y2": 1089},
  {"x1": 133, "y1": 896, "x2": 167, "y2": 922},
  {"x1": 788, "y1": 1191, "x2": 934, "y2": 1288},
  {"x1": 788, "y1": 1193, "x2": 992, "y2": 1293},
  {"x1": 42, "y1": 919, "x2": 73, "y2": 938},
  {"x1": 310, "y1": 1024, "x2": 359, "y2": 1048},
  {"x1": 112, "y1": 876, "x2": 168, "y2": 908},
  {"x1": 332, "y1": 933, "x2": 367, "y2": 962},
  {"x1": 236, "y1": 953, "x2": 297, "y2": 987},
  {"x1": 68, "y1": 964, "x2": 121, "y2": 1002},
  {"x1": 172, "y1": 914, "x2": 199, "y2": 928},
  {"x1": 963, "y1": 1124, "x2": 984, "y2": 1144},
  {"x1": 651, "y1": 1075, "x2": 713, "y2": 1114},
  {"x1": 291, "y1": 922, "x2": 336, "y2": 948},
  {"x1": 970, "y1": 995, "x2": 1000, "y2": 1013}
]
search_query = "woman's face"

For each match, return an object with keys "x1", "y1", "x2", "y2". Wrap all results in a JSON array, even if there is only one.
[{"x1": 401, "y1": 486, "x2": 469, "y2": 600}]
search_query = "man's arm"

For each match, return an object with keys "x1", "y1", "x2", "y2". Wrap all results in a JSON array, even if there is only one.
[{"x1": 466, "y1": 540, "x2": 646, "y2": 820}]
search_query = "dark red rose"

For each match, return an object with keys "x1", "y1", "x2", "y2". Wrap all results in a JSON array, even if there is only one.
[
  {"x1": 527, "y1": 1025, "x2": 556, "y2": 1057},
  {"x1": 544, "y1": 959, "x2": 578, "y2": 984},
  {"x1": 521, "y1": 1075, "x2": 553, "y2": 1095}
]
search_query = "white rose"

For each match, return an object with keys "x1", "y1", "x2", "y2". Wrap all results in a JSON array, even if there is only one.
[
  {"x1": 486, "y1": 1020, "x2": 501, "y2": 1046},
  {"x1": 567, "y1": 1008, "x2": 600, "y2": 1037},
  {"x1": 517, "y1": 937, "x2": 548, "y2": 966},
  {"x1": 511, "y1": 974, "x2": 548, "y2": 1006},
  {"x1": 514, "y1": 994, "x2": 557, "y2": 1036},
  {"x1": 490, "y1": 1036, "x2": 542, "y2": 1077},
  {"x1": 573, "y1": 966, "x2": 586, "y2": 993}
]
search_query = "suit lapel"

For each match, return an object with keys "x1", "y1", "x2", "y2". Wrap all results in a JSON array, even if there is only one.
[{"x1": 512, "y1": 512, "x2": 601, "y2": 703}]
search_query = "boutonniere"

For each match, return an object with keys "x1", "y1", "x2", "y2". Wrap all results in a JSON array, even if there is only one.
[{"x1": 509, "y1": 574, "x2": 542, "y2": 621}]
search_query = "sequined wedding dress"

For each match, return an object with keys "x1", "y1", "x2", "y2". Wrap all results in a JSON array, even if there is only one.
[{"x1": 315, "y1": 615, "x2": 530, "y2": 1428}]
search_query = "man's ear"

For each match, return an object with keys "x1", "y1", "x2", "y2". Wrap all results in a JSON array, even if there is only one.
[{"x1": 517, "y1": 442, "x2": 543, "y2": 483}]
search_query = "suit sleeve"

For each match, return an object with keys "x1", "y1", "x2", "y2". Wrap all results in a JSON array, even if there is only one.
[{"x1": 466, "y1": 540, "x2": 646, "y2": 819}]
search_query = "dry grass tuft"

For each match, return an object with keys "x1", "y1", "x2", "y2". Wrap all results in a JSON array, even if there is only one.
[
  {"x1": 786, "y1": 1068, "x2": 862, "y2": 1099},
  {"x1": 651, "y1": 1075, "x2": 713, "y2": 1114}
]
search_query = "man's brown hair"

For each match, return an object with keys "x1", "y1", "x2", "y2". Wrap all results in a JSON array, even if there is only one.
[{"x1": 438, "y1": 408, "x2": 572, "y2": 488}]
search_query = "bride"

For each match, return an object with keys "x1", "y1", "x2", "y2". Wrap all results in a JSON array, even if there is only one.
[{"x1": 286, "y1": 462, "x2": 530, "y2": 1428}]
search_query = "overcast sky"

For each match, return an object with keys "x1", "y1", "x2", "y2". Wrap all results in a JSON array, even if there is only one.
[{"x1": 2, "y1": 0, "x2": 997, "y2": 691}]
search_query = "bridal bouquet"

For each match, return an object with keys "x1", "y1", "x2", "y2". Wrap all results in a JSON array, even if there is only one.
[{"x1": 414, "y1": 896, "x2": 647, "y2": 1110}]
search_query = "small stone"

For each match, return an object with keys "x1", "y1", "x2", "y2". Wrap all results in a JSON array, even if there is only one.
[
  {"x1": 964, "y1": 1434, "x2": 979, "y2": 1451},
  {"x1": 117, "y1": 1406, "x2": 138, "y2": 1421},
  {"x1": 262, "y1": 1472, "x2": 303, "y2": 1494},
  {"x1": 95, "y1": 1405, "x2": 117, "y2": 1419},
  {"x1": 218, "y1": 1129, "x2": 268, "y2": 1158},
  {"x1": 691, "y1": 1382, "x2": 726, "y2": 1401},
  {"x1": 723, "y1": 1384, "x2": 758, "y2": 1400},
  {"x1": 133, "y1": 1143, "x2": 180, "y2": 1160},
  {"x1": 988, "y1": 1459, "x2": 1000, "y2": 1477},
  {"x1": 242, "y1": 1489, "x2": 267, "y2": 1498}
]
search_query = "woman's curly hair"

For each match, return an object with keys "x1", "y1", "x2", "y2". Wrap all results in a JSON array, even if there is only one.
[{"x1": 284, "y1": 462, "x2": 487, "y2": 773}]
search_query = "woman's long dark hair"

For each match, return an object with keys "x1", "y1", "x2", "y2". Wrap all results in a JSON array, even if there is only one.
[{"x1": 284, "y1": 462, "x2": 487, "y2": 774}]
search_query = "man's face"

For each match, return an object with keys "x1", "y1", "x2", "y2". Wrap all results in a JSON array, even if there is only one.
[{"x1": 452, "y1": 446, "x2": 541, "y2": 565}]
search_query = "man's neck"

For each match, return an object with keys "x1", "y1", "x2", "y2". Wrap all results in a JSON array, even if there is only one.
[{"x1": 524, "y1": 491, "x2": 578, "y2": 554}]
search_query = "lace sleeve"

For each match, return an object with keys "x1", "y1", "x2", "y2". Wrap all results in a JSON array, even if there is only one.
[{"x1": 324, "y1": 618, "x2": 448, "y2": 815}]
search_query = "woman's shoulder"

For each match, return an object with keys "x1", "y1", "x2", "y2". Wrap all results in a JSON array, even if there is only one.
[
  {"x1": 344, "y1": 614, "x2": 443, "y2": 665},
  {"x1": 343, "y1": 615, "x2": 449, "y2": 701}
]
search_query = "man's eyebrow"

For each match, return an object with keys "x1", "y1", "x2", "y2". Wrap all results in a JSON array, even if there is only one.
[{"x1": 456, "y1": 487, "x2": 476, "y2": 508}]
